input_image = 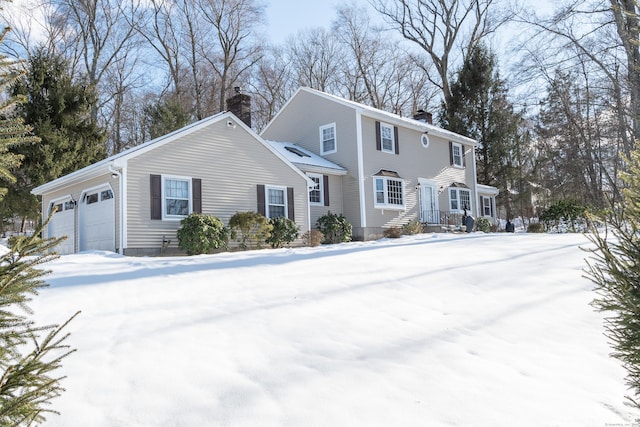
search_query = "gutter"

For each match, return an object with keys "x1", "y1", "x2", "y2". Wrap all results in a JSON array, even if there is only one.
[{"x1": 108, "y1": 163, "x2": 126, "y2": 254}]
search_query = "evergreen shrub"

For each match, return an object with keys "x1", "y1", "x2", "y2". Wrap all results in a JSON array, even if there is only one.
[
  {"x1": 316, "y1": 212, "x2": 352, "y2": 244},
  {"x1": 0, "y1": 224, "x2": 78, "y2": 425},
  {"x1": 586, "y1": 149, "x2": 640, "y2": 408},
  {"x1": 176, "y1": 213, "x2": 228, "y2": 255},
  {"x1": 229, "y1": 211, "x2": 272, "y2": 250},
  {"x1": 540, "y1": 200, "x2": 587, "y2": 232},
  {"x1": 266, "y1": 217, "x2": 299, "y2": 248},
  {"x1": 474, "y1": 217, "x2": 492, "y2": 233}
]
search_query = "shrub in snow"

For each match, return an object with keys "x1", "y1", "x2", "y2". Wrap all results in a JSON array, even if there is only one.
[
  {"x1": 401, "y1": 220, "x2": 423, "y2": 235},
  {"x1": 540, "y1": 200, "x2": 588, "y2": 233},
  {"x1": 383, "y1": 227, "x2": 402, "y2": 238},
  {"x1": 266, "y1": 217, "x2": 299, "y2": 248},
  {"x1": 526, "y1": 222, "x2": 545, "y2": 233},
  {"x1": 302, "y1": 230, "x2": 323, "y2": 247},
  {"x1": 586, "y1": 149, "x2": 640, "y2": 409},
  {"x1": 474, "y1": 217, "x2": 492, "y2": 233},
  {"x1": 316, "y1": 212, "x2": 352, "y2": 244},
  {"x1": 177, "y1": 213, "x2": 228, "y2": 255},
  {"x1": 0, "y1": 226, "x2": 78, "y2": 425},
  {"x1": 229, "y1": 211, "x2": 272, "y2": 250}
]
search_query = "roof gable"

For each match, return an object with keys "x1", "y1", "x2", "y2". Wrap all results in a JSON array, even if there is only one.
[{"x1": 263, "y1": 87, "x2": 477, "y2": 147}]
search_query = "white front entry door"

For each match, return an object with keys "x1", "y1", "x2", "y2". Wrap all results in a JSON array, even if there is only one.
[{"x1": 419, "y1": 179, "x2": 439, "y2": 224}]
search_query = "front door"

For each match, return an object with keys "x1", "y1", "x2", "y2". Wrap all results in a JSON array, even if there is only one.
[{"x1": 419, "y1": 179, "x2": 439, "y2": 224}]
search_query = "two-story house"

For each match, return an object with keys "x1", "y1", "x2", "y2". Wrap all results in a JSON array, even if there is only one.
[{"x1": 261, "y1": 87, "x2": 498, "y2": 240}]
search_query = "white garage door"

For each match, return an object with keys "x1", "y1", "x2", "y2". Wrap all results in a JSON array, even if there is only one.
[
  {"x1": 48, "y1": 199, "x2": 75, "y2": 255},
  {"x1": 79, "y1": 186, "x2": 115, "y2": 252}
]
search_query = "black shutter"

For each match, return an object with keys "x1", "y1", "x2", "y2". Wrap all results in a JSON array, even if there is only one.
[
  {"x1": 462, "y1": 145, "x2": 467, "y2": 167},
  {"x1": 394, "y1": 126, "x2": 399, "y2": 154},
  {"x1": 257, "y1": 184, "x2": 266, "y2": 216},
  {"x1": 150, "y1": 174, "x2": 162, "y2": 220},
  {"x1": 192, "y1": 178, "x2": 202, "y2": 213},
  {"x1": 323, "y1": 175, "x2": 330, "y2": 206},
  {"x1": 287, "y1": 187, "x2": 295, "y2": 221},
  {"x1": 449, "y1": 141, "x2": 454, "y2": 165},
  {"x1": 375, "y1": 121, "x2": 381, "y2": 151}
]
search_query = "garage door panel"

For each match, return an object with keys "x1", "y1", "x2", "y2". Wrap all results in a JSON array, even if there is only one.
[
  {"x1": 79, "y1": 187, "x2": 115, "y2": 252},
  {"x1": 48, "y1": 208, "x2": 75, "y2": 255}
]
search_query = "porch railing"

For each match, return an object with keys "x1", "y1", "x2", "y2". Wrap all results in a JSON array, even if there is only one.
[{"x1": 421, "y1": 210, "x2": 467, "y2": 227}]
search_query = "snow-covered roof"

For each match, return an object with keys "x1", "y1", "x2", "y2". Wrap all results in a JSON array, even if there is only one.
[
  {"x1": 265, "y1": 140, "x2": 348, "y2": 176},
  {"x1": 477, "y1": 184, "x2": 500, "y2": 195}
]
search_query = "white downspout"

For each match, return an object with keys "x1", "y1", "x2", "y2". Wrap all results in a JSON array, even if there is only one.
[
  {"x1": 109, "y1": 164, "x2": 126, "y2": 254},
  {"x1": 356, "y1": 110, "x2": 367, "y2": 230},
  {"x1": 471, "y1": 143, "x2": 479, "y2": 218}
]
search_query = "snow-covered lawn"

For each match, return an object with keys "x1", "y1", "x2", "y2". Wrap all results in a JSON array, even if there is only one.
[{"x1": 30, "y1": 232, "x2": 636, "y2": 426}]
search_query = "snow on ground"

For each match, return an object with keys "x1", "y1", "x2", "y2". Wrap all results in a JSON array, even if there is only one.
[{"x1": 29, "y1": 232, "x2": 637, "y2": 426}]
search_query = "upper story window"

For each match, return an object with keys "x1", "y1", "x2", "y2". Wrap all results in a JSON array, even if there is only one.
[
  {"x1": 320, "y1": 123, "x2": 337, "y2": 155},
  {"x1": 308, "y1": 173, "x2": 324, "y2": 205},
  {"x1": 450, "y1": 142, "x2": 464, "y2": 168},
  {"x1": 164, "y1": 176, "x2": 191, "y2": 218},
  {"x1": 376, "y1": 121, "x2": 399, "y2": 154},
  {"x1": 380, "y1": 122, "x2": 395, "y2": 153},
  {"x1": 373, "y1": 172, "x2": 405, "y2": 210},
  {"x1": 482, "y1": 196, "x2": 493, "y2": 216}
]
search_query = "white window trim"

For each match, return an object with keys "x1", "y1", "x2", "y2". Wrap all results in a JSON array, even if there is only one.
[
  {"x1": 265, "y1": 185, "x2": 288, "y2": 219},
  {"x1": 451, "y1": 142, "x2": 464, "y2": 168},
  {"x1": 162, "y1": 175, "x2": 192, "y2": 220},
  {"x1": 449, "y1": 187, "x2": 472, "y2": 212},
  {"x1": 380, "y1": 122, "x2": 395, "y2": 154},
  {"x1": 319, "y1": 123, "x2": 337, "y2": 155},
  {"x1": 307, "y1": 173, "x2": 324, "y2": 206},
  {"x1": 482, "y1": 196, "x2": 492, "y2": 217},
  {"x1": 373, "y1": 176, "x2": 405, "y2": 210}
]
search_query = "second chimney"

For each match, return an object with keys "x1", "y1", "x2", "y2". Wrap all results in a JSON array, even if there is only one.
[
  {"x1": 226, "y1": 86, "x2": 252, "y2": 128},
  {"x1": 413, "y1": 109, "x2": 433, "y2": 124}
]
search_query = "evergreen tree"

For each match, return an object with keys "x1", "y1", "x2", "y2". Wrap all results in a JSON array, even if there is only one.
[
  {"x1": 7, "y1": 47, "x2": 106, "y2": 219},
  {"x1": 0, "y1": 227, "x2": 79, "y2": 424},
  {"x1": 0, "y1": 27, "x2": 39, "y2": 203},
  {"x1": 143, "y1": 96, "x2": 191, "y2": 140},
  {"x1": 587, "y1": 148, "x2": 640, "y2": 408},
  {"x1": 440, "y1": 43, "x2": 524, "y2": 217}
]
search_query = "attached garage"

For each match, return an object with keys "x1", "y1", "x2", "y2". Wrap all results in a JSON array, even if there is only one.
[
  {"x1": 78, "y1": 185, "x2": 115, "y2": 252},
  {"x1": 47, "y1": 197, "x2": 76, "y2": 255}
]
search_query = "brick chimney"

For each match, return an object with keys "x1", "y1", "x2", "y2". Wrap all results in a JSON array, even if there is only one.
[
  {"x1": 413, "y1": 109, "x2": 433, "y2": 124},
  {"x1": 226, "y1": 86, "x2": 251, "y2": 128}
]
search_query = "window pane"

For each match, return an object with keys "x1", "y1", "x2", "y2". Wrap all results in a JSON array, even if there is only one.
[
  {"x1": 381, "y1": 125, "x2": 393, "y2": 151},
  {"x1": 460, "y1": 190, "x2": 471, "y2": 211},
  {"x1": 268, "y1": 188, "x2": 284, "y2": 204},
  {"x1": 322, "y1": 126, "x2": 335, "y2": 152},
  {"x1": 387, "y1": 179, "x2": 403, "y2": 205},
  {"x1": 86, "y1": 193, "x2": 99, "y2": 204},
  {"x1": 268, "y1": 205, "x2": 286, "y2": 218},
  {"x1": 309, "y1": 176, "x2": 321, "y2": 203},
  {"x1": 166, "y1": 179, "x2": 188, "y2": 198},
  {"x1": 101, "y1": 190, "x2": 113, "y2": 201},
  {"x1": 166, "y1": 199, "x2": 189, "y2": 216},
  {"x1": 450, "y1": 189, "x2": 458, "y2": 210}
]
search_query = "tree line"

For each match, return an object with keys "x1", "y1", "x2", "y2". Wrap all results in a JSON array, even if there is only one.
[{"x1": 1, "y1": 0, "x2": 639, "y2": 226}]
